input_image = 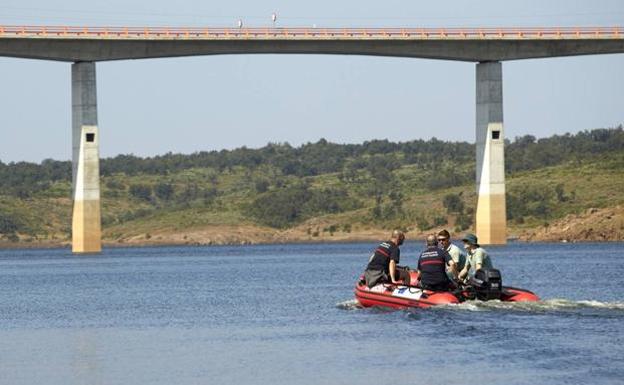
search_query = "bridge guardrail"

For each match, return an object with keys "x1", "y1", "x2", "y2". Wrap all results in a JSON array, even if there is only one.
[{"x1": 0, "y1": 25, "x2": 622, "y2": 40}]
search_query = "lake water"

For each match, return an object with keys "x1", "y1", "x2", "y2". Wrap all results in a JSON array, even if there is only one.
[{"x1": 0, "y1": 242, "x2": 623, "y2": 385}]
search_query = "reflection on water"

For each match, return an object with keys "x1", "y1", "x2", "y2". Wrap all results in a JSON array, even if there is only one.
[
  {"x1": 71, "y1": 332, "x2": 103, "y2": 385},
  {"x1": 0, "y1": 242, "x2": 623, "y2": 385}
]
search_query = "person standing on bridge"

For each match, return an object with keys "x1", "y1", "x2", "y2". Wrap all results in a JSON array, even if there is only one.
[
  {"x1": 437, "y1": 229, "x2": 466, "y2": 281},
  {"x1": 364, "y1": 230, "x2": 410, "y2": 287},
  {"x1": 457, "y1": 233, "x2": 494, "y2": 282},
  {"x1": 415, "y1": 234, "x2": 452, "y2": 292}
]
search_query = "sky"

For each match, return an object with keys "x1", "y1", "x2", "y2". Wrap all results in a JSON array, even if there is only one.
[{"x1": 1, "y1": 0, "x2": 623, "y2": 163}]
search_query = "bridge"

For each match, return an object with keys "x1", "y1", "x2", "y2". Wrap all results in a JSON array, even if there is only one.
[{"x1": 1, "y1": 25, "x2": 623, "y2": 253}]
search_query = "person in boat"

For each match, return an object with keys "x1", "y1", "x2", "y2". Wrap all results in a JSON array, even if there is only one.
[
  {"x1": 416, "y1": 234, "x2": 453, "y2": 292},
  {"x1": 457, "y1": 233, "x2": 494, "y2": 282},
  {"x1": 437, "y1": 229, "x2": 466, "y2": 281},
  {"x1": 364, "y1": 230, "x2": 410, "y2": 288}
]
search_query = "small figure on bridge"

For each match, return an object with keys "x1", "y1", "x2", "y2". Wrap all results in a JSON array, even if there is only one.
[{"x1": 237, "y1": 19, "x2": 243, "y2": 29}]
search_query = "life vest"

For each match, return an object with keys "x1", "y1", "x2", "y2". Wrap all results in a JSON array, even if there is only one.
[
  {"x1": 418, "y1": 246, "x2": 450, "y2": 287},
  {"x1": 366, "y1": 241, "x2": 399, "y2": 274}
]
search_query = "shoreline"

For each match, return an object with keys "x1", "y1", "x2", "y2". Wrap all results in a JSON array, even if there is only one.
[
  {"x1": 2, "y1": 205, "x2": 622, "y2": 250},
  {"x1": 1, "y1": 235, "x2": 622, "y2": 251}
]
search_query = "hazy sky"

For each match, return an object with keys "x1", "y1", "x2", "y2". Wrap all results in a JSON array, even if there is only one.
[{"x1": 1, "y1": 0, "x2": 623, "y2": 162}]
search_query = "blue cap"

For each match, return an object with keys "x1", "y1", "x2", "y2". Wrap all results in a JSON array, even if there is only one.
[{"x1": 462, "y1": 233, "x2": 479, "y2": 246}]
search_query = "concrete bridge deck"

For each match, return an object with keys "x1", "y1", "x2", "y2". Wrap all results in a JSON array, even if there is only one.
[{"x1": 1, "y1": 25, "x2": 623, "y2": 62}]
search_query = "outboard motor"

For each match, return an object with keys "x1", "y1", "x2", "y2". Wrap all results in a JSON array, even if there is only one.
[{"x1": 471, "y1": 269, "x2": 502, "y2": 300}]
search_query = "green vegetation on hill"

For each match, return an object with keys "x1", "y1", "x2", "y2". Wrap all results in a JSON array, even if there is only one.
[{"x1": 0, "y1": 126, "x2": 623, "y2": 243}]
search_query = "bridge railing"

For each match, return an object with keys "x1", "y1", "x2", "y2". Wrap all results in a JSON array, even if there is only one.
[{"x1": 0, "y1": 25, "x2": 622, "y2": 40}]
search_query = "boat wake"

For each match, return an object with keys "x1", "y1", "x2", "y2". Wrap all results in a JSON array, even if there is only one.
[
  {"x1": 435, "y1": 298, "x2": 624, "y2": 313},
  {"x1": 338, "y1": 298, "x2": 624, "y2": 313},
  {"x1": 335, "y1": 299, "x2": 363, "y2": 310}
]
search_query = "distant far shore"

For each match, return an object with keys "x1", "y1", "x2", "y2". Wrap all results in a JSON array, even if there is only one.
[
  {"x1": 2, "y1": 205, "x2": 622, "y2": 250},
  {"x1": 0, "y1": 239, "x2": 621, "y2": 252},
  {"x1": 1, "y1": 233, "x2": 622, "y2": 252}
]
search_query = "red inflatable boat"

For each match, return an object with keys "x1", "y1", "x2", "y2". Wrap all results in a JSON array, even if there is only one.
[{"x1": 354, "y1": 269, "x2": 539, "y2": 309}]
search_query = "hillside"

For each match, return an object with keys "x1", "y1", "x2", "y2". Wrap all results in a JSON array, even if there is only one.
[{"x1": 1, "y1": 127, "x2": 623, "y2": 247}]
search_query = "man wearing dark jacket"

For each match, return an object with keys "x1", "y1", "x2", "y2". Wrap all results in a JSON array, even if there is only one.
[
  {"x1": 364, "y1": 230, "x2": 410, "y2": 287},
  {"x1": 416, "y1": 234, "x2": 452, "y2": 291}
]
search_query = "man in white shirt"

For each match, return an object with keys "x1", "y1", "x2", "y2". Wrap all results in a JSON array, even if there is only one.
[{"x1": 437, "y1": 229, "x2": 466, "y2": 281}]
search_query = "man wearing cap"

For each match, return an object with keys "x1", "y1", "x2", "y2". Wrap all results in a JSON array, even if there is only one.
[
  {"x1": 457, "y1": 233, "x2": 494, "y2": 282},
  {"x1": 364, "y1": 230, "x2": 410, "y2": 287},
  {"x1": 437, "y1": 229, "x2": 466, "y2": 280}
]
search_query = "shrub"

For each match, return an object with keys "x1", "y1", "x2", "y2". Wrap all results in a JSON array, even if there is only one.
[
  {"x1": 416, "y1": 217, "x2": 431, "y2": 231},
  {"x1": 129, "y1": 184, "x2": 153, "y2": 202},
  {"x1": 248, "y1": 184, "x2": 360, "y2": 228},
  {"x1": 443, "y1": 193, "x2": 465, "y2": 214},
  {"x1": 432, "y1": 215, "x2": 447, "y2": 227},
  {"x1": 507, "y1": 184, "x2": 556, "y2": 220},
  {"x1": 424, "y1": 165, "x2": 472, "y2": 190},
  {"x1": 0, "y1": 212, "x2": 20, "y2": 234},
  {"x1": 254, "y1": 179, "x2": 270, "y2": 193},
  {"x1": 154, "y1": 183, "x2": 174, "y2": 201},
  {"x1": 105, "y1": 179, "x2": 125, "y2": 190},
  {"x1": 456, "y1": 212, "x2": 472, "y2": 231}
]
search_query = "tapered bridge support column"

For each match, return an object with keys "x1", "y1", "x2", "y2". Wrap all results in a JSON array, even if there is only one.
[
  {"x1": 71, "y1": 62, "x2": 101, "y2": 253},
  {"x1": 475, "y1": 61, "x2": 506, "y2": 245}
]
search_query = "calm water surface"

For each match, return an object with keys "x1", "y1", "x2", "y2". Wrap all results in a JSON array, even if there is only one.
[{"x1": 1, "y1": 242, "x2": 623, "y2": 385}]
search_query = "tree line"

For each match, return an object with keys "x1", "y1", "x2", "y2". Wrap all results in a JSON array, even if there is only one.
[{"x1": 0, "y1": 126, "x2": 622, "y2": 199}]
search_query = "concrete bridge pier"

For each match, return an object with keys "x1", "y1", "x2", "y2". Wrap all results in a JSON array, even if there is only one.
[
  {"x1": 71, "y1": 61, "x2": 101, "y2": 253},
  {"x1": 475, "y1": 61, "x2": 507, "y2": 245}
]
